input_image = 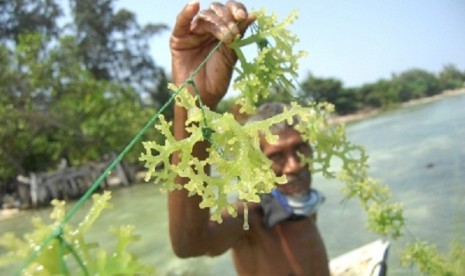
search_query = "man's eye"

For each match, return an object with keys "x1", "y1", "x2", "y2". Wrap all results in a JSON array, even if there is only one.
[
  {"x1": 268, "y1": 152, "x2": 283, "y2": 162},
  {"x1": 296, "y1": 143, "x2": 312, "y2": 155}
]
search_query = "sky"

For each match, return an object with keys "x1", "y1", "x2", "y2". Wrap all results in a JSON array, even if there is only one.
[{"x1": 115, "y1": 0, "x2": 465, "y2": 89}]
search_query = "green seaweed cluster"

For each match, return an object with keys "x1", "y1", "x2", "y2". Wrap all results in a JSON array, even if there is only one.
[{"x1": 0, "y1": 192, "x2": 155, "y2": 275}]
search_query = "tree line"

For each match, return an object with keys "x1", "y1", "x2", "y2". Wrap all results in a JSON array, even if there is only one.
[
  {"x1": 1, "y1": 0, "x2": 464, "y2": 194},
  {"x1": 219, "y1": 64, "x2": 465, "y2": 116},
  {"x1": 0, "y1": 0, "x2": 171, "y2": 193},
  {"x1": 299, "y1": 65, "x2": 465, "y2": 115}
]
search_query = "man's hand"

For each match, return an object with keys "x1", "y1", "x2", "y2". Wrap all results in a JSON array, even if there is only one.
[{"x1": 170, "y1": 1, "x2": 255, "y2": 109}]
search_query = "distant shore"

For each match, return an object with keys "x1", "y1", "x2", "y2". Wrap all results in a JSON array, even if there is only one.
[{"x1": 330, "y1": 87, "x2": 465, "y2": 125}]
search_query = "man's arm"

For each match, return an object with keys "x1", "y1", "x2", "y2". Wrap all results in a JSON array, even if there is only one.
[{"x1": 168, "y1": 1, "x2": 255, "y2": 258}]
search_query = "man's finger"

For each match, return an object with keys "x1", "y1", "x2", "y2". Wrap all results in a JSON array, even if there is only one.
[
  {"x1": 192, "y1": 9, "x2": 235, "y2": 42},
  {"x1": 226, "y1": 0, "x2": 247, "y2": 21},
  {"x1": 225, "y1": 1, "x2": 255, "y2": 35},
  {"x1": 210, "y1": 2, "x2": 240, "y2": 37},
  {"x1": 172, "y1": 1, "x2": 200, "y2": 37}
]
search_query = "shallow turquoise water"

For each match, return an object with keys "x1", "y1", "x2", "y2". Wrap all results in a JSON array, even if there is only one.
[{"x1": 319, "y1": 94, "x2": 465, "y2": 274}]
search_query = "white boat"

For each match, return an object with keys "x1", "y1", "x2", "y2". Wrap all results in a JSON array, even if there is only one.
[{"x1": 330, "y1": 239, "x2": 390, "y2": 276}]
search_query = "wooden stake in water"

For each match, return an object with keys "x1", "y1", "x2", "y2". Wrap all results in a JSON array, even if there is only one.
[{"x1": 243, "y1": 202, "x2": 249, "y2": 231}]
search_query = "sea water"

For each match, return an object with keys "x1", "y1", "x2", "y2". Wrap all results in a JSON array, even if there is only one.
[
  {"x1": 1, "y1": 94, "x2": 464, "y2": 275},
  {"x1": 318, "y1": 93, "x2": 465, "y2": 275}
]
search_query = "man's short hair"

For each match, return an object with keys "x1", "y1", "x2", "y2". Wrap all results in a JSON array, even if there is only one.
[{"x1": 246, "y1": 102, "x2": 301, "y2": 134}]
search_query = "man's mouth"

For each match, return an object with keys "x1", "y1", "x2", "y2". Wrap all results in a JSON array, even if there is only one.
[
  {"x1": 286, "y1": 169, "x2": 310, "y2": 184},
  {"x1": 281, "y1": 169, "x2": 311, "y2": 195}
]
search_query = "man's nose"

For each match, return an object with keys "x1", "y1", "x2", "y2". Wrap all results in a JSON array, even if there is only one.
[{"x1": 283, "y1": 153, "x2": 302, "y2": 174}]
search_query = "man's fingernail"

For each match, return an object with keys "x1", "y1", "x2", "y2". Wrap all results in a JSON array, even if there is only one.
[{"x1": 235, "y1": 8, "x2": 246, "y2": 20}]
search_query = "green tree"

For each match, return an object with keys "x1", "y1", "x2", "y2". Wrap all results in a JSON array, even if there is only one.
[
  {"x1": 299, "y1": 73, "x2": 356, "y2": 114},
  {"x1": 334, "y1": 88, "x2": 363, "y2": 115},
  {"x1": 0, "y1": 0, "x2": 61, "y2": 45},
  {"x1": 438, "y1": 64, "x2": 465, "y2": 90},
  {"x1": 393, "y1": 68, "x2": 441, "y2": 101},
  {"x1": 0, "y1": 0, "x2": 171, "y2": 186},
  {"x1": 299, "y1": 74, "x2": 343, "y2": 103},
  {"x1": 359, "y1": 79, "x2": 400, "y2": 109},
  {"x1": 0, "y1": 33, "x2": 158, "y2": 182},
  {"x1": 69, "y1": 0, "x2": 168, "y2": 101}
]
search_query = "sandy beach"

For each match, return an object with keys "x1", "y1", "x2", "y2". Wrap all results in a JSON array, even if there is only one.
[{"x1": 330, "y1": 87, "x2": 465, "y2": 125}]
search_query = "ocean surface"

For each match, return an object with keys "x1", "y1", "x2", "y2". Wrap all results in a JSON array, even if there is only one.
[{"x1": 1, "y1": 93, "x2": 464, "y2": 275}]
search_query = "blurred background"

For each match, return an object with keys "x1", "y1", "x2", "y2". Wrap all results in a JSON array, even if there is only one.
[{"x1": 1, "y1": 0, "x2": 464, "y2": 275}]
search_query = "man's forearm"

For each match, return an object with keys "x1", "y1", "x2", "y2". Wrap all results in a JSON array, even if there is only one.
[{"x1": 168, "y1": 103, "x2": 212, "y2": 257}]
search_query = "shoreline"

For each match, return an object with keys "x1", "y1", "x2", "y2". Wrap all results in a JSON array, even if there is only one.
[{"x1": 330, "y1": 87, "x2": 465, "y2": 125}]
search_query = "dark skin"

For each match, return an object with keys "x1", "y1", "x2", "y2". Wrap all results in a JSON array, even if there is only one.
[{"x1": 169, "y1": 1, "x2": 329, "y2": 275}]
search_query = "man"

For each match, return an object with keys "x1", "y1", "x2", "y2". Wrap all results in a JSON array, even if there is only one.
[{"x1": 169, "y1": 1, "x2": 329, "y2": 275}]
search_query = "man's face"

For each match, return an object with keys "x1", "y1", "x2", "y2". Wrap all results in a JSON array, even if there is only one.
[{"x1": 260, "y1": 127, "x2": 312, "y2": 195}]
